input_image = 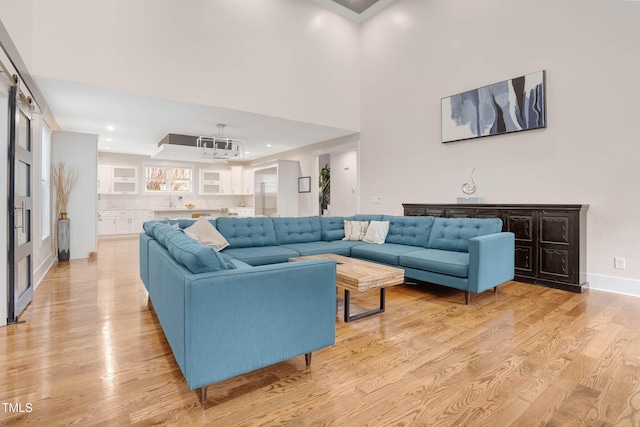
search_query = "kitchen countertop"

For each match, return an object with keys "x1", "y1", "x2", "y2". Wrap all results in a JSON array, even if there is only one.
[
  {"x1": 152, "y1": 208, "x2": 221, "y2": 212},
  {"x1": 99, "y1": 207, "x2": 253, "y2": 213}
]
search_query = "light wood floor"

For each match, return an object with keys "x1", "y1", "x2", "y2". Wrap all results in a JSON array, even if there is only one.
[{"x1": 2, "y1": 237, "x2": 640, "y2": 426}]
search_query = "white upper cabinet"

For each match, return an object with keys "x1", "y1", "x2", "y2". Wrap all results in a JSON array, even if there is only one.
[
  {"x1": 230, "y1": 166, "x2": 243, "y2": 195},
  {"x1": 199, "y1": 167, "x2": 247, "y2": 195},
  {"x1": 200, "y1": 169, "x2": 229, "y2": 195},
  {"x1": 98, "y1": 165, "x2": 112, "y2": 194},
  {"x1": 242, "y1": 168, "x2": 254, "y2": 195},
  {"x1": 98, "y1": 164, "x2": 139, "y2": 194}
]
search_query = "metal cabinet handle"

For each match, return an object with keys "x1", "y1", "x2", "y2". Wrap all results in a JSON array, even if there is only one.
[{"x1": 14, "y1": 201, "x2": 25, "y2": 230}]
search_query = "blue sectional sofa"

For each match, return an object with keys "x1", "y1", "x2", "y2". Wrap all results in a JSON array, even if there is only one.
[
  {"x1": 140, "y1": 221, "x2": 337, "y2": 404},
  {"x1": 139, "y1": 214, "x2": 514, "y2": 402}
]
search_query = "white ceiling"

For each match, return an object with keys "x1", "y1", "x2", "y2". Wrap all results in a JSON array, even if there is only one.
[
  {"x1": 331, "y1": 0, "x2": 382, "y2": 14},
  {"x1": 36, "y1": 76, "x2": 357, "y2": 162},
  {"x1": 29, "y1": 1, "x2": 392, "y2": 162},
  {"x1": 312, "y1": 0, "x2": 394, "y2": 22}
]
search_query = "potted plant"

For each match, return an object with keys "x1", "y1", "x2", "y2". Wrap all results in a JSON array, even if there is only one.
[{"x1": 319, "y1": 164, "x2": 330, "y2": 215}]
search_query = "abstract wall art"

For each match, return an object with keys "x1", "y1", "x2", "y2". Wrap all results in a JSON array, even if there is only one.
[{"x1": 441, "y1": 70, "x2": 546, "y2": 143}]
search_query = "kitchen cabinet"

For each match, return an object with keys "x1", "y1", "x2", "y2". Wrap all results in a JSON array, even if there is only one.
[
  {"x1": 199, "y1": 167, "x2": 246, "y2": 195},
  {"x1": 221, "y1": 170, "x2": 233, "y2": 194},
  {"x1": 200, "y1": 169, "x2": 227, "y2": 195},
  {"x1": 98, "y1": 211, "x2": 116, "y2": 235},
  {"x1": 243, "y1": 168, "x2": 254, "y2": 195},
  {"x1": 98, "y1": 164, "x2": 139, "y2": 194},
  {"x1": 98, "y1": 165, "x2": 112, "y2": 194},
  {"x1": 99, "y1": 210, "x2": 150, "y2": 235},
  {"x1": 228, "y1": 207, "x2": 254, "y2": 217},
  {"x1": 230, "y1": 166, "x2": 243, "y2": 195},
  {"x1": 402, "y1": 203, "x2": 589, "y2": 293}
]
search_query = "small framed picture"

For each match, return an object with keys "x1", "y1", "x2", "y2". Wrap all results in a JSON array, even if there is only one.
[{"x1": 298, "y1": 176, "x2": 311, "y2": 193}]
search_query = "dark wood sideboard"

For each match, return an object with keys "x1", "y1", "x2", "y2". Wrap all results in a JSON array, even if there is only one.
[{"x1": 402, "y1": 203, "x2": 589, "y2": 293}]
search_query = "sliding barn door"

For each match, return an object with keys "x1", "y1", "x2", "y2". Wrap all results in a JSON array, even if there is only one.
[{"x1": 7, "y1": 81, "x2": 34, "y2": 323}]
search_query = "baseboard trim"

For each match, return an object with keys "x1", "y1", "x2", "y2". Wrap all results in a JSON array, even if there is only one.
[
  {"x1": 34, "y1": 255, "x2": 55, "y2": 291},
  {"x1": 587, "y1": 273, "x2": 640, "y2": 298}
]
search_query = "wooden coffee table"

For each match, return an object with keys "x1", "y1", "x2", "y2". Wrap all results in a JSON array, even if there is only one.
[{"x1": 289, "y1": 253, "x2": 405, "y2": 322}]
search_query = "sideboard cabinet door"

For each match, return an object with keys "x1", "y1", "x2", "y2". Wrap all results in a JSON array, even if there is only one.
[
  {"x1": 537, "y1": 211, "x2": 577, "y2": 284},
  {"x1": 505, "y1": 211, "x2": 537, "y2": 281}
]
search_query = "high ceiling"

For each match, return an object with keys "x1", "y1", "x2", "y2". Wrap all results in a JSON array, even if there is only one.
[
  {"x1": 36, "y1": 77, "x2": 356, "y2": 163},
  {"x1": 331, "y1": 0, "x2": 381, "y2": 14},
  {"x1": 26, "y1": 1, "x2": 374, "y2": 164},
  {"x1": 312, "y1": 0, "x2": 394, "y2": 21},
  {"x1": 27, "y1": 1, "x2": 397, "y2": 163}
]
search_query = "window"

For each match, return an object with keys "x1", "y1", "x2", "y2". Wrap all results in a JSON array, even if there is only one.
[
  {"x1": 41, "y1": 122, "x2": 51, "y2": 240},
  {"x1": 145, "y1": 166, "x2": 192, "y2": 193}
]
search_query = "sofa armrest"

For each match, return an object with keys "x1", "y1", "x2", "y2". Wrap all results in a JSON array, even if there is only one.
[
  {"x1": 183, "y1": 259, "x2": 337, "y2": 390},
  {"x1": 468, "y1": 232, "x2": 515, "y2": 293},
  {"x1": 139, "y1": 233, "x2": 153, "y2": 291}
]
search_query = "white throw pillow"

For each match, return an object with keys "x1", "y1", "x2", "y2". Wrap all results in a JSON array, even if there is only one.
[
  {"x1": 184, "y1": 217, "x2": 230, "y2": 251},
  {"x1": 363, "y1": 220, "x2": 390, "y2": 244},
  {"x1": 343, "y1": 220, "x2": 369, "y2": 241}
]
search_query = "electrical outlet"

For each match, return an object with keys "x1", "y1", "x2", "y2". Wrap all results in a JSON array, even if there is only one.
[
  {"x1": 614, "y1": 257, "x2": 626, "y2": 270},
  {"x1": 371, "y1": 196, "x2": 382, "y2": 204}
]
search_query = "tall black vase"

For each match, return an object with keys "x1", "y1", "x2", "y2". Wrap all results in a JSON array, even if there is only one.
[{"x1": 58, "y1": 213, "x2": 70, "y2": 261}]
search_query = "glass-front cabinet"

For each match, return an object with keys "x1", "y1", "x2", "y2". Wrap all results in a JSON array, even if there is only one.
[
  {"x1": 98, "y1": 164, "x2": 139, "y2": 194},
  {"x1": 200, "y1": 169, "x2": 231, "y2": 195},
  {"x1": 112, "y1": 166, "x2": 137, "y2": 193}
]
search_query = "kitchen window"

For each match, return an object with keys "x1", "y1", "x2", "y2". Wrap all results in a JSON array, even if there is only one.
[{"x1": 144, "y1": 166, "x2": 192, "y2": 193}]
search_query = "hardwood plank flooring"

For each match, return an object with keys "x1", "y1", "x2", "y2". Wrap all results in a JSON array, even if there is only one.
[{"x1": 2, "y1": 236, "x2": 640, "y2": 426}]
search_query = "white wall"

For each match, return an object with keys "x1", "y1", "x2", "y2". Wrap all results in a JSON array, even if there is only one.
[
  {"x1": 360, "y1": 0, "x2": 640, "y2": 294},
  {"x1": 52, "y1": 131, "x2": 98, "y2": 259},
  {"x1": 27, "y1": 0, "x2": 361, "y2": 131},
  {"x1": 251, "y1": 133, "x2": 360, "y2": 217},
  {"x1": 32, "y1": 115, "x2": 55, "y2": 288},
  {"x1": 329, "y1": 149, "x2": 358, "y2": 217},
  {"x1": 0, "y1": 1, "x2": 34, "y2": 70}
]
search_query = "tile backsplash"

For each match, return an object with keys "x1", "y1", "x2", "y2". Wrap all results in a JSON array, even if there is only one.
[{"x1": 98, "y1": 194, "x2": 253, "y2": 211}]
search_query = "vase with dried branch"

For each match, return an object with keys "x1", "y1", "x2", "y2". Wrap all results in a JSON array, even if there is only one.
[
  {"x1": 53, "y1": 162, "x2": 80, "y2": 219},
  {"x1": 52, "y1": 162, "x2": 80, "y2": 261}
]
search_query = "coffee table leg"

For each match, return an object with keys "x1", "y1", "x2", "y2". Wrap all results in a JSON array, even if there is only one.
[{"x1": 344, "y1": 288, "x2": 386, "y2": 322}]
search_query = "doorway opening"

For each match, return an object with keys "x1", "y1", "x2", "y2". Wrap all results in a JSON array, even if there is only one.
[{"x1": 313, "y1": 141, "x2": 360, "y2": 217}]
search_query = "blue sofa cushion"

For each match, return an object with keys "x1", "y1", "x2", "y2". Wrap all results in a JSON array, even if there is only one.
[
  {"x1": 383, "y1": 215, "x2": 435, "y2": 248},
  {"x1": 150, "y1": 223, "x2": 231, "y2": 274},
  {"x1": 221, "y1": 246, "x2": 300, "y2": 266},
  {"x1": 428, "y1": 218, "x2": 503, "y2": 253},
  {"x1": 399, "y1": 249, "x2": 469, "y2": 278},
  {"x1": 273, "y1": 216, "x2": 322, "y2": 245},
  {"x1": 226, "y1": 259, "x2": 253, "y2": 269},
  {"x1": 354, "y1": 214, "x2": 384, "y2": 221},
  {"x1": 178, "y1": 218, "x2": 215, "y2": 229},
  {"x1": 216, "y1": 217, "x2": 277, "y2": 248},
  {"x1": 323, "y1": 229, "x2": 344, "y2": 241},
  {"x1": 280, "y1": 241, "x2": 361, "y2": 257},
  {"x1": 319, "y1": 216, "x2": 352, "y2": 241},
  {"x1": 146, "y1": 219, "x2": 216, "y2": 231},
  {"x1": 351, "y1": 243, "x2": 423, "y2": 265}
]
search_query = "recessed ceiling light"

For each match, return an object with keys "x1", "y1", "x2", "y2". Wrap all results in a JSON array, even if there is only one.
[
  {"x1": 105, "y1": 138, "x2": 112, "y2": 142},
  {"x1": 105, "y1": 147, "x2": 111, "y2": 150},
  {"x1": 107, "y1": 125, "x2": 115, "y2": 131},
  {"x1": 245, "y1": 151, "x2": 250, "y2": 154},
  {"x1": 266, "y1": 144, "x2": 272, "y2": 147}
]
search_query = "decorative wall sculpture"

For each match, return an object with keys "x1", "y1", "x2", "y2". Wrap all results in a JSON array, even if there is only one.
[
  {"x1": 461, "y1": 168, "x2": 478, "y2": 195},
  {"x1": 442, "y1": 70, "x2": 546, "y2": 143}
]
